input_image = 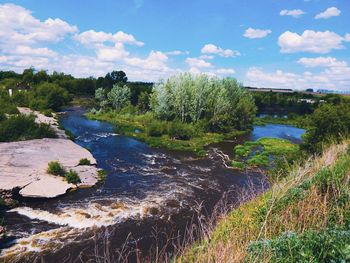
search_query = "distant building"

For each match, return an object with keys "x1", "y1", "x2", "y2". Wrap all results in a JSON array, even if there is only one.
[
  {"x1": 317, "y1": 89, "x2": 350, "y2": 95},
  {"x1": 245, "y1": 87, "x2": 294, "y2": 93},
  {"x1": 7, "y1": 83, "x2": 31, "y2": 96}
]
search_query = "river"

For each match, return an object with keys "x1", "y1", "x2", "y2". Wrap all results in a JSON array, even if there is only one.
[{"x1": 0, "y1": 108, "x2": 305, "y2": 262}]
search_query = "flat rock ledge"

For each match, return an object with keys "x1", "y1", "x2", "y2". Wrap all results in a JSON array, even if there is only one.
[{"x1": 0, "y1": 138, "x2": 99, "y2": 199}]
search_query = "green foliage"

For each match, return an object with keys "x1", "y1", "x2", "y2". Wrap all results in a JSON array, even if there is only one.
[
  {"x1": 302, "y1": 103, "x2": 350, "y2": 153},
  {"x1": 29, "y1": 82, "x2": 70, "y2": 111},
  {"x1": 146, "y1": 120, "x2": 167, "y2": 137},
  {"x1": 98, "y1": 169, "x2": 107, "y2": 181},
  {"x1": 79, "y1": 158, "x2": 91, "y2": 165},
  {"x1": 106, "y1": 84, "x2": 131, "y2": 111},
  {"x1": 65, "y1": 170, "x2": 81, "y2": 184},
  {"x1": 248, "y1": 228, "x2": 350, "y2": 263},
  {"x1": 47, "y1": 161, "x2": 66, "y2": 176},
  {"x1": 151, "y1": 73, "x2": 256, "y2": 132},
  {"x1": 0, "y1": 114, "x2": 57, "y2": 142},
  {"x1": 167, "y1": 120, "x2": 195, "y2": 140},
  {"x1": 231, "y1": 161, "x2": 246, "y2": 170},
  {"x1": 232, "y1": 138, "x2": 299, "y2": 170}
]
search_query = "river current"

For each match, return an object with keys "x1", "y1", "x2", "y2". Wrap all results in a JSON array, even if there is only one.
[{"x1": 0, "y1": 108, "x2": 305, "y2": 262}]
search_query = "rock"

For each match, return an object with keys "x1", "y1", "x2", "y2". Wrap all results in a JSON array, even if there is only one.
[
  {"x1": 0, "y1": 225, "x2": 5, "y2": 239},
  {"x1": 0, "y1": 138, "x2": 98, "y2": 198}
]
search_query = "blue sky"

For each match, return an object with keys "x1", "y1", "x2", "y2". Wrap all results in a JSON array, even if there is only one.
[{"x1": 0, "y1": 0, "x2": 349, "y2": 90}]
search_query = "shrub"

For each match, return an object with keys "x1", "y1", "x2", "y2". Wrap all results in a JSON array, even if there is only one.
[
  {"x1": 167, "y1": 121, "x2": 195, "y2": 140},
  {"x1": 0, "y1": 114, "x2": 57, "y2": 142},
  {"x1": 231, "y1": 161, "x2": 246, "y2": 170},
  {"x1": 65, "y1": 170, "x2": 81, "y2": 184},
  {"x1": 79, "y1": 158, "x2": 91, "y2": 165},
  {"x1": 146, "y1": 120, "x2": 167, "y2": 137},
  {"x1": 47, "y1": 161, "x2": 65, "y2": 176},
  {"x1": 98, "y1": 169, "x2": 107, "y2": 181}
]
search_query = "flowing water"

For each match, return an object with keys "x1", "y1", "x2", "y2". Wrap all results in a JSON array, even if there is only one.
[{"x1": 0, "y1": 108, "x2": 305, "y2": 262}]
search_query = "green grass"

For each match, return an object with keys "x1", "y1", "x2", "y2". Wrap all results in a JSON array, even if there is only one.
[
  {"x1": 65, "y1": 170, "x2": 81, "y2": 184},
  {"x1": 47, "y1": 161, "x2": 66, "y2": 176},
  {"x1": 231, "y1": 138, "x2": 299, "y2": 169},
  {"x1": 79, "y1": 158, "x2": 91, "y2": 165},
  {"x1": 0, "y1": 114, "x2": 57, "y2": 142},
  {"x1": 254, "y1": 115, "x2": 311, "y2": 129},
  {"x1": 87, "y1": 110, "x2": 248, "y2": 156},
  {"x1": 179, "y1": 142, "x2": 350, "y2": 262}
]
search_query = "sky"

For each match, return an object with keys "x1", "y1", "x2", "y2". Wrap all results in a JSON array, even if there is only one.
[{"x1": 0, "y1": 0, "x2": 349, "y2": 90}]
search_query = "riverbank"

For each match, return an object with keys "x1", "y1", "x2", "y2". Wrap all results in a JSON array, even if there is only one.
[
  {"x1": 86, "y1": 110, "x2": 249, "y2": 156},
  {"x1": 177, "y1": 141, "x2": 350, "y2": 262},
  {"x1": 0, "y1": 108, "x2": 100, "y2": 202}
]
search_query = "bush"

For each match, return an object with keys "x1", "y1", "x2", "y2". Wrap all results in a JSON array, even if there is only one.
[
  {"x1": 231, "y1": 161, "x2": 245, "y2": 170},
  {"x1": 0, "y1": 114, "x2": 57, "y2": 142},
  {"x1": 79, "y1": 158, "x2": 91, "y2": 165},
  {"x1": 65, "y1": 170, "x2": 81, "y2": 184},
  {"x1": 47, "y1": 161, "x2": 65, "y2": 176},
  {"x1": 167, "y1": 121, "x2": 195, "y2": 140},
  {"x1": 98, "y1": 169, "x2": 107, "y2": 181},
  {"x1": 146, "y1": 120, "x2": 167, "y2": 137}
]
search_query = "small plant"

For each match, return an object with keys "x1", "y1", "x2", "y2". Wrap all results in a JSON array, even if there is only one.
[
  {"x1": 231, "y1": 161, "x2": 246, "y2": 170},
  {"x1": 98, "y1": 169, "x2": 107, "y2": 181},
  {"x1": 47, "y1": 161, "x2": 65, "y2": 176},
  {"x1": 79, "y1": 158, "x2": 91, "y2": 165},
  {"x1": 65, "y1": 170, "x2": 81, "y2": 184}
]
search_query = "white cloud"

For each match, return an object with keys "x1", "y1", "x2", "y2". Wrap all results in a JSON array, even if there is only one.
[
  {"x1": 298, "y1": 57, "x2": 347, "y2": 68},
  {"x1": 280, "y1": 9, "x2": 306, "y2": 18},
  {"x1": 124, "y1": 51, "x2": 169, "y2": 71},
  {"x1": 201, "y1": 44, "x2": 240, "y2": 57},
  {"x1": 96, "y1": 43, "x2": 130, "y2": 61},
  {"x1": 188, "y1": 67, "x2": 235, "y2": 77},
  {"x1": 245, "y1": 64, "x2": 350, "y2": 91},
  {"x1": 186, "y1": 57, "x2": 213, "y2": 68},
  {"x1": 215, "y1": 68, "x2": 236, "y2": 75},
  {"x1": 315, "y1": 7, "x2": 341, "y2": 19},
  {"x1": 244, "y1": 28, "x2": 272, "y2": 39},
  {"x1": 165, "y1": 50, "x2": 189, "y2": 56},
  {"x1": 278, "y1": 30, "x2": 349, "y2": 54},
  {"x1": 0, "y1": 3, "x2": 77, "y2": 46},
  {"x1": 74, "y1": 30, "x2": 144, "y2": 46}
]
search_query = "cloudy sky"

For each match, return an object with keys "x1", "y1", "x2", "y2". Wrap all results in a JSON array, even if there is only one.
[{"x1": 0, "y1": 0, "x2": 349, "y2": 90}]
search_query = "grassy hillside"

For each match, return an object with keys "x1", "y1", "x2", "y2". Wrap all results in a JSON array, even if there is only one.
[{"x1": 177, "y1": 141, "x2": 350, "y2": 262}]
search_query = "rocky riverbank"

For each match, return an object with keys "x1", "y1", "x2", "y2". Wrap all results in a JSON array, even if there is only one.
[{"x1": 0, "y1": 108, "x2": 100, "y2": 203}]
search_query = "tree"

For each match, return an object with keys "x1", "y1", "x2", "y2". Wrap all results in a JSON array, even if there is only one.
[
  {"x1": 105, "y1": 71, "x2": 128, "y2": 89},
  {"x1": 29, "y1": 83, "x2": 70, "y2": 111},
  {"x1": 302, "y1": 103, "x2": 350, "y2": 153},
  {"x1": 22, "y1": 67, "x2": 35, "y2": 84},
  {"x1": 33, "y1": 70, "x2": 50, "y2": 84},
  {"x1": 107, "y1": 84, "x2": 131, "y2": 111},
  {"x1": 137, "y1": 91, "x2": 150, "y2": 113},
  {"x1": 151, "y1": 73, "x2": 256, "y2": 132}
]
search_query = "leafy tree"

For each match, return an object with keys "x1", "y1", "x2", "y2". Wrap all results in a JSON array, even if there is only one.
[
  {"x1": 105, "y1": 71, "x2": 128, "y2": 89},
  {"x1": 107, "y1": 84, "x2": 131, "y2": 111},
  {"x1": 302, "y1": 103, "x2": 350, "y2": 153},
  {"x1": 22, "y1": 67, "x2": 35, "y2": 84},
  {"x1": 151, "y1": 73, "x2": 256, "y2": 132},
  {"x1": 29, "y1": 83, "x2": 70, "y2": 111},
  {"x1": 137, "y1": 91, "x2": 150, "y2": 112}
]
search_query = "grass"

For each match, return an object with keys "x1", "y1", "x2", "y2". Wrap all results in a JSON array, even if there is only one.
[
  {"x1": 254, "y1": 115, "x2": 311, "y2": 129},
  {"x1": 0, "y1": 114, "x2": 57, "y2": 142},
  {"x1": 65, "y1": 170, "x2": 81, "y2": 184},
  {"x1": 87, "y1": 110, "x2": 248, "y2": 156},
  {"x1": 47, "y1": 161, "x2": 81, "y2": 184},
  {"x1": 79, "y1": 158, "x2": 91, "y2": 165},
  {"x1": 177, "y1": 141, "x2": 350, "y2": 262},
  {"x1": 47, "y1": 161, "x2": 66, "y2": 176},
  {"x1": 232, "y1": 138, "x2": 299, "y2": 169}
]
